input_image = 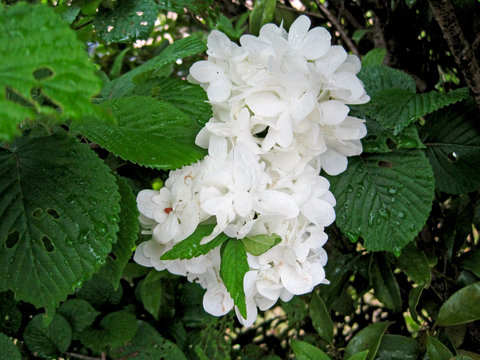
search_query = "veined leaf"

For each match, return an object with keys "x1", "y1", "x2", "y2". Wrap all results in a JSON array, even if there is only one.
[
  {"x1": 0, "y1": 3, "x2": 102, "y2": 142},
  {"x1": 241, "y1": 233, "x2": 281, "y2": 256},
  {"x1": 161, "y1": 224, "x2": 229, "y2": 260},
  {"x1": 0, "y1": 133, "x2": 120, "y2": 315},
  {"x1": 58, "y1": 299, "x2": 100, "y2": 339},
  {"x1": 220, "y1": 239, "x2": 249, "y2": 319},
  {"x1": 328, "y1": 150, "x2": 434, "y2": 252},
  {"x1": 358, "y1": 65, "x2": 416, "y2": 95},
  {"x1": 437, "y1": 282, "x2": 480, "y2": 326}
]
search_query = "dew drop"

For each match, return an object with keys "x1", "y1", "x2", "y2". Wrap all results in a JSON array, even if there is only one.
[
  {"x1": 346, "y1": 185, "x2": 353, "y2": 193},
  {"x1": 346, "y1": 231, "x2": 359, "y2": 243},
  {"x1": 378, "y1": 208, "x2": 390, "y2": 219},
  {"x1": 393, "y1": 247, "x2": 402, "y2": 257},
  {"x1": 356, "y1": 192, "x2": 362, "y2": 199},
  {"x1": 397, "y1": 212, "x2": 406, "y2": 219},
  {"x1": 388, "y1": 188, "x2": 397, "y2": 195}
]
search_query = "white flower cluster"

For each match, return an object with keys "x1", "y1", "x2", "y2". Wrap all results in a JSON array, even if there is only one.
[{"x1": 134, "y1": 15, "x2": 368, "y2": 326}]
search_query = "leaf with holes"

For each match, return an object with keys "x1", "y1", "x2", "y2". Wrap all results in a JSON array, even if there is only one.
[
  {"x1": 93, "y1": 0, "x2": 159, "y2": 43},
  {"x1": 77, "y1": 96, "x2": 207, "y2": 169},
  {"x1": 422, "y1": 101, "x2": 480, "y2": 194},
  {"x1": 0, "y1": 3, "x2": 102, "y2": 142},
  {"x1": 328, "y1": 149, "x2": 434, "y2": 252},
  {"x1": 0, "y1": 133, "x2": 120, "y2": 315}
]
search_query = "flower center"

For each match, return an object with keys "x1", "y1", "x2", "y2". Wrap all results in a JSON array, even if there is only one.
[{"x1": 164, "y1": 207, "x2": 173, "y2": 214}]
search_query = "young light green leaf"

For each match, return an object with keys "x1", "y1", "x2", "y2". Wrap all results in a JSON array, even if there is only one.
[
  {"x1": 344, "y1": 322, "x2": 391, "y2": 360},
  {"x1": 437, "y1": 282, "x2": 480, "y2": 326},
  {"x1": 0, "y1": 133, "x2": 120, "y2": 315},
  {"x1": 24, "y1": 314, "x2": 72, "y2": 359},
  {"x1": 58, "y1": 299, "x2": 100, "y2": 339},
  {"x1": 291, "y1": 339, "x2": 332, "y2": 360},
  {"x1": 376, "y1": 334, "x2": 421, "y2": 360},
  {"x1": 362, "y1": 48, "x2": 386, "y2": 67},
  {"x1": 0, "y1": 3, "x2": 102, "y2": 142},
  {"x1": 396, "y1": 241, "x2": 431, "y2": 285},
  {"x1": 309, "y1": 292, "x2": 334, "y2": 344},
  {"x1": 220, "y1": 239, "x2": 249, "y2": 319},
  {"x1": 161, "y1": 224, "x2": 229, "y2": 260},
  {"x1": 346, "y1": 351, "x2": 369, "y2": 360},
  {"x1": 139, "y1": 270, "x2": 175, "y2": 321},
  {"x1": 241, "y1": 233, "x2": 281, "y2": 256},
  {"x1": 328, "y1": 150, "x2": 434, "y2": 252},
  {"x1": 426, "y1": 336, "x2": 454, "y2": 360},
  {"x1": 0, "y1": 333, "x2": 22, "y2": 360},
  {"x1": 78, "y1": 96, "x2": 207, "y2": 169},
  {"x1": 94, "y1": 0, "x2": 159, "y2": 43},
  {"x1": 422, "y1": 101, "x2": 480, "y2": 194},
  {"x1": 370, "y1": 255, "x2": 402, "y2": 312}
]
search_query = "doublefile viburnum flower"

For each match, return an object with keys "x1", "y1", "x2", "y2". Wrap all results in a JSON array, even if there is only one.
[{"x1": 134, "y1": 15, "x2": 369, "y2": 327}]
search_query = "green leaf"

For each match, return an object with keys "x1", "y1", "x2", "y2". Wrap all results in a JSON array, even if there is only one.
[
  {"x1": 352, "y1": 29, "x2": 369, "y2": 43},
  {"x1": 109, "y1": 47, "x2": 130, "y2": 79},
  {"x1": 328, "y1": 150, "x2": 434, "y2": 252},
  {"x1": 376, "y1": 334, "x2": 420, "y2": 360},
  {"x1": 366, "y1": 87, "x2": 469, "y2": 134},
  {"x1": 396, "y1": 241, "x2": 431, "y2": 285},
  {"x1": 0, "y1": 333, "x2": 22, "y2": 360},
  {"x1": 437, "y1": 282, "x2": 480, "y2": 326},
  {"x1": 109, "y1": 320, "x2": 186, "y2": 360},
  {"x1": 358, "y1": 65, "x2": 416, "y2": 95},
  {"x1": 220, "y1": 239, "x2": 249, "y2": 319},
  {"x1": 370, "y1": 254, "x2": 402, "y2": 312},
  {"x1": 24, "y1": 313, "x2": 72, "y2": 359},
  {"x1": 0, "y1": 291, "x2": 22, "y2": 336},
  {"x1": 405, "y1": 0, "x2": 418, "y2": 8},
  {"x1": 161, "y1": 224, "x2": 229, "y2": 260},
  {"x1": 309, "y1": 292, "x2": 334, "y2": 344},
  {"x1": 250, "y1": 0, "x2": 277, "y2": 35},
  {"x1": 103, "y1": 35, "x2": 206, "y2": 99},
  {"x1": 344, "y1": 322, "x2": 391, "y2": 360},
  {"x1": 408, "y1": 285, "x2": 426, "y2": 325},
  {"x1": 458, "y1": 350, "x2": 480, "y2": 360},
  {"x1": 0, "y1": 133, "x2": 120, "y2": 315},
  {"x1": 0, "y1": 3, "x2": 102, "y2": 142},
  {"x1": 93, "y1": 0, "x2": 159, "y2": 43},
  {"x1": 346, "y1": 351, "x2": 369, "y2": 360},
  {"x1": 362, "y1": 48, "x2": 386, "y2": 67},
  {"x1": 97, "y1": 175, "x2": 139, "y2": 288},
  {"x1": 291, "y1": 339, "x2": 331, "y2": 360},
  {"x1": 139, "y1": 270, "x2": 175, "y2": 321},
  {"x1": 241, "y1": 233, "x2": 281, "y2": 256},
  {"x1": 79, "y1": 310, "x2": 138, "y2": 353},
  {"x1": 78, "y1": 96, "x2": 206, "y2": 169},
  {"x1": 58, "y1": 299, "x2": 100, "y2": 339},
  {"x1": 426, "y1": 336, "x2": 454, "y2": 360},
  {"x1": 459, "y1": 250, "x2": 480, "y2": 278},
  {"x1": 422, "y1": 101, "x2": 480, "y2": 194},
  {"x1": 76, "y1": 275, "x2": 123, "y2": 310}
]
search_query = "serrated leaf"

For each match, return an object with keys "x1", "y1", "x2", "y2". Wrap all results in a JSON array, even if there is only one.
[
  {"x1": 156, "y1": 0, "x2": 211, "y2": 13},
  {"x1": 98, "y1": 175, "x2": 139, "y2": 288},
  {"x1": 291, "y1": 339, "x2": 331, "y2": 360},
  {"x1": 94, "y1": 0, "x2": 159, "y2": 43},
  {"x1": 370, "y1": 254, "x2": 402, "y2": 312},
  {"x1": 241, "y1": 233, "x2": 281, "y2": 256},
  {"x1": 396, "y1": 241, "x2": 431, "y2": 285},
  {"x1": 437, "y1": 282, "x2": 480, "y2": 326},
  {"x1": 358, "y1": 65, "x2": 416, "y2": 95},
  {"x1": 362, "y1": 48, "x2": 386, "y2": 67},
  {"x1": 24, "y1": 313, "x2": 72, "y2": 359},
  {"x1": 0, "y1": 3, "x2": 102, "y2": 142},
  {"x1": 329, "y1": 150, "x2": 434, "y2": 252},
  {"x1": 58, "y1": 299, "x2": 100, "y2": 339},
  {"x1": 78, "y1": 96, "x2": 206, "y2": 169},
  {"x1": 102, "y1": 35, "x2": 206, "y2": 99},
  {"x1": 139, "y1": 270, "x2": 175, "y2": 321},
  {"x1": 422, "y1": 101, "x2": 480, "y2": 194},
  {"x1": 344, "y1": 322, "x2": 391, "y2": 360},
  {"x1": 79, "y1": 310, "x2": 138, "y2": 353},
  {"x1": 76, "y1": 275, "x2": 123, "y2": 310},
  {"x1": 109, "y1": 320, "x2": 186, "y2": 360},
  {"x1": 161, "y1": 224, "x2": 229, "y2": 260},
  {"x1": 366, "y1": 87, "x2": 469, "y2": 134},
  {"x1": 426, "y1": 336, "x2": 454, "y2": 360},
  {"x1": 376, "y1": 334, "x2": 420, "y2": 360},
  {"x1": 309, "y1": 292, "x2": 333, "y2": 344},
  {"x1": 220, "y1": 239, "x2": 249, "y2": 319},
  {"x1": 0, "y1": 333, "x2": 22, "y2": 360},
  {"x1": 0, "y1": 133, "x2": 120, "y2": 315}
]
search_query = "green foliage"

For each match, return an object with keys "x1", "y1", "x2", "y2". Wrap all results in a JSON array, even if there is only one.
[
  {"x1": 309, "y1": 292, "x2": 333, "y2": 344},
  {"x1": 0, "y1": 333, "x2": 22, "y2": 360},
  {"x1": 139, "y1": 270, "x2": 175, "y2": 320},
  {"x1": 344, "y1": 322, "x2": 391, "y2": 360},
  {"x1": 370, "y1": 254, "x2": 402, "y2": 311},
  {"x1": 250, "y1": 0, "x2": 277, "y2": 35},
  {"x1": 437, "y1": 282, "x2": 480, "y2": 326},
  {"x1": 58, "y1": 299, "x2": 100, "y2": 339},
  {"x1": 240, "y1": 233, "x2": 282, "y2": 256},
  {"x1": 291, "y1": 339, "x2": 332, "y2": 360},
  {"x1": 376, "y1": 335, "x2": 420, "y2": 360}
]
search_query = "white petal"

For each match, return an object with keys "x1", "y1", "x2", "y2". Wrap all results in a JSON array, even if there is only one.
[
  {"x1": 207, "y1": 76, "x2": 232, "y2": 102},
  {"x1": 256, "y1": 190, "x2": 299, "y2": 218},
  {"x1": 291, "y1": 92, "x2": 315, "y2": 121},
  {"x1": 136, "y1": 190, "x2": 159, "y2": 219},
  {"x1": 280, "y1": 264, "x2": 312, "y2": 294},
  {"x1": 320, "y1": 149, "x2": 348, "y2": 175},
  {"x1": 315, "y1": 46, "x2": 347, "y2": 76},
  {"x1": 203, "y1": 286, "x2": 234, "y2": 316},
  {"x1": 153, "y1": 214, "x2": 180, "y2": 243},
  {"x1": 319, "y1": 100, "x2": 349, "y2": 125},
  {"x1": 288, "y1": 15, "x2": 310, "y2": 44},
  {"x1": 235, "y1": 300, "x2": 258, "y2": 327},
  {"x1": 234, "y1": 192, "x2": 254, "y2": 218},
  {"x1": 133, "y1": 242, "x2": 153, "y2": 267},
  {"x1": 208, "y1": 134, "x2": 228, "y2": 159},
  {"x1": 189, "y1": 61, "x2": 222, "y2": 83},
  {"x1": 301, "y1": 27, "x2": 331, "y2": 59},
  {"x1": 246, "y1": 91, "x2": 287, "y2": 117},
  {"x1": 302, "y1": 198, "x2": 336, "y2": 227}
]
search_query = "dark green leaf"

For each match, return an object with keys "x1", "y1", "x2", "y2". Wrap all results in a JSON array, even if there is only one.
[
  {"x1": 362, "y1": 48, "x2": 386, "y2": 67},
  {"x1": 0, "y1": 291, "x2": 22, "y2": 336},
  {"x1": 0, "y1": 333, "x2": 22, "y2": 360},
  {"x1": 408, "y1": 285, "x2": 426, "y2": 325},
  {"x1": 241, "y1": 233, "x2": 281, "y2": 256},
  {"x1": 426, "y1": 336, "x2": 454, "y2": 360},
  {"x1": 376, "y1": 334, "x2": 420, "y2": 360},
  {"x1": 220, "y1": 239, "x2": 249, "y2": 319},
  {"x1": 309, "y1": 292, "x2": 333, "y2": 344},
  {"x1": 346, "y1": 351, "x2": 369, "y2": 360},
  {"x1": 320, "y1": 253, "x2": 357, "y2": 307},
  {"x1": 358, "y1": 65, "x2": 416, "y2": 95},
  {"x1": 24, "y1": 314, "x2": 72, "y2": 359},
  {"x1": 94, "y1": 0, "x2": 159, "y2": 43},
  {"x1": 405, "y1": 0, "x2": 418, "y2": 8},
  {"x1": 437, "y1": 282, "x2": 480, "y2": 326},
  {"x1": 77, "y1": 275, "x2": 123, "y2": 310},
  {"x1": 78, "y1": 96, "x2": 206, "y2": 169},
  {"x1": 79, "y1": 310, "x2": 138, "y2": 353},
  {"x1": 58, "y1": 299, "x2": 100, "y2": 339},
  {"x1": 0, "y1": 133, "x2": 120, "y2": 315},
  {"x1": 281, "y1": 296, "x2": 309, "y2": 329},
  {"x1": 459, "y1": 250, "x2": 480, "y2": 278},
  {"x1": 422, "y1": 101, "x2": 480, "y2": 194},
  {"x1": 344, "y1": 322, "x2": 391, "y2": 360},
  {"x1": 109, "y1": 47, "x2": 130, "y2": 79},
  {"x1": 458, "y1": 350, "x2": 480, "y2": 360},
  {"x1": 396, "y1": 241, "x2": 431, "y2": 285},
  {"x1": 370, "y1": 255, "x2": 402, "y2": 312},
  {"x1": 329, "y1": 150, "x2": 434, "y2": 252},
  {"x1": 161, "y1": 224, "x2": 229, "y2": 260},
  {"x1": 0, "y1": 3, "x2": 102, "y2": 142},
  {"x1": 98, "y1": 175, "x2": 139, "y2": 288},
  {"x1": 291, "y1": 339, "x2": 331, "y2": 360},
  {"x1": 139, "y1": 270, "x2": 175, "y2": 320}
]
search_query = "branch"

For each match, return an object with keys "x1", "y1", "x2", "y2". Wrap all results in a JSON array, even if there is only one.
[
  {"x1": 428, "y1": 0, "x2": 480, "y2": 108},
  {"x1": 313, "y1": 0, "x2": 359, "y2": 56}
]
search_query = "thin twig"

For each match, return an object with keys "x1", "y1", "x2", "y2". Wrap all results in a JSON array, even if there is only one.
[
  {"x1": 313, "y1": 0, "x2": 359, "y2": 56},
  {"x1": 65, "y1": 352, "x2": 101, "y2": 360},
  {"x1": 428, "y1": 0, "x2": 480, "y2": 108}
]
